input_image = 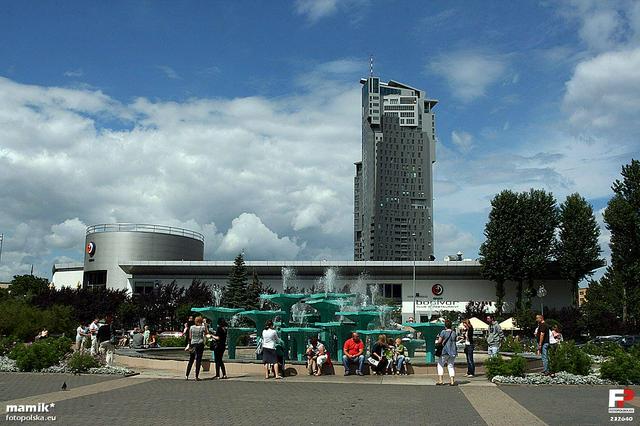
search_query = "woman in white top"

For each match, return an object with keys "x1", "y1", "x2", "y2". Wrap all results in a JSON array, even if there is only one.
[
  {"x1": 185, "y1": 316, "x2": 208, "y2": 381},
  {"x1": 262, "y1": 320, "x2": 282, "y2": 379}
]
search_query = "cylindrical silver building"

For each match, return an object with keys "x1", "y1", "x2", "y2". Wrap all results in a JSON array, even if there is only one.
[{"x1": 83, "y1": 223, "x2": 204, "y2": 292}]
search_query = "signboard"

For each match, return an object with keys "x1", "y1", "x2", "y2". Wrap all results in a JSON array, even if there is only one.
[{"x1": 403, "y1": 298, "x2": 496, "y2": 313}]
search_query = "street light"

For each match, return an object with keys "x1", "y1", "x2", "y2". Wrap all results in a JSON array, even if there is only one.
[
  {"x1": 537, "y1": 284, "x2": 547, "y2": 316},
  {"x1": 412, "y1": 232, "x2": 416, "y2": 321}
]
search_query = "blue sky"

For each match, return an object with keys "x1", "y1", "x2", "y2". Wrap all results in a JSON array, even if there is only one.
[{"x1": 0, "y1": 0, "x2": 639, "y2": 280}]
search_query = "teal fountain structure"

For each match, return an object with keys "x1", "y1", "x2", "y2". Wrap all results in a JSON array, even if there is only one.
[
  {"x1": 279, "y1": 326, "x2": 322, "y2": 361},
  {"x1": 402, "y1": 322, "x2": 445, "y2": 362},
  {"x1": 191, "y1": 307, "x2": 254, "y2": 359},
  {"x1": 259, "y1": 294, "x2": 306, "y2": 326}
]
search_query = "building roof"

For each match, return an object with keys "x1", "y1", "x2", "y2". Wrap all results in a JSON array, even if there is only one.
[{"x1": 117, "y1": 260, "x2": 483, "y2": 277}]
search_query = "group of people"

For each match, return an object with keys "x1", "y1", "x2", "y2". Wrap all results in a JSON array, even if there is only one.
[
  {"x1": 73, "y1": 317, "x2": 116, "y2": 366},
  {"x1": 128, "y1": 325, "x2": 159, "y2": 349},
  {"x1": 183, "y1": 316, "x2": 229, "y2": 381}
]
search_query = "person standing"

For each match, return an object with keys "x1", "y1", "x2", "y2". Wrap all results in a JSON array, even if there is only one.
[
  {"x1": 97, "y1": 317, "x2": 115, "y2": 366},
  {"x1": 183, "y1": 315, "x2": 194, "y2": 345},
  {"x1": 550, "y1": 324, "x2": 563, "y2": 347},
  {"x1": 185, "y1": 316, "x2": 208, "y2": 381},
  {"x1": 536, "y1": 314, "x2": 550, "y2": 375},
  {"x1": 436, "y1": 319, "x2": 457, "y2": 386},
  {"x1": 75, "y1": 322, "x2": 88, "y2": 352},
  {"x1": 211, "y1": 318, "x2": 228, "y2": 379},
  {"x1": 262, "y1": 320, "x2": 283, "y2": 379},
  {"x1": 143, "y1": 325, "x2": 150, "y2": 347},
  {"x1": 89, "y1": 318, "x2": 100, "y2": 355},
  {"x1": 486, "y1": 315, "x2": 504, "y2": 358},
  {"x1": 462, "y1": 318, "x2": 475, "y2": 377}
]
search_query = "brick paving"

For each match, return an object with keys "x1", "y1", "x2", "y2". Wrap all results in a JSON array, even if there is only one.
[{"x1": 2, "y1": 372, "x2": 640, "y2": 426}]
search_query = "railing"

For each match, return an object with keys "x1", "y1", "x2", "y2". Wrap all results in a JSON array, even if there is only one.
[{"x1": 86, "y1": 223, "x2": 205, "y2": 242}]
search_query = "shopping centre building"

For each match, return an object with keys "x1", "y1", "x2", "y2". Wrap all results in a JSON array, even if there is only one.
[{"x1": 51, "y1": 223, "x2": 572, "y2": 322}]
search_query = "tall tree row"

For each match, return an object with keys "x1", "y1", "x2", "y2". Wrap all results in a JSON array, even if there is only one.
[
  {"x1": 602, "y1": 159, "x2": 640, "y2": 329},
  {"x1": 480, "y1": 187, "x2": 601, "y2": 316}
]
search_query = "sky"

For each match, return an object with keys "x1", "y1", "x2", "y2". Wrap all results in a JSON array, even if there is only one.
[{"x1": 0, "y1": 0, "x2": 639, "y2": 281}]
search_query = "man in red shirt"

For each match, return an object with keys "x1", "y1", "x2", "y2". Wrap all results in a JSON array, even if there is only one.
[{"x1": 342, "y1": 332, "x2": 365, "y2": 376}]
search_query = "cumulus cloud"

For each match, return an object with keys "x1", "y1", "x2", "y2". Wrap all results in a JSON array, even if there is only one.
[
  {"x1": 216, "y1": 213, "x2": 303, "y2": 260},
  {"x1": 563, "y1": 48, "x2": 640, "y2": 135},
  {"x1": 428, "y1": 51, "x2": 508, "y2": 102},
  {"x1": 434, "y1": 223, "x2": 477, "y2": 260},
  {"x1": 0, "y1": 66, "x2": 361, "y2": 280},
  {"x1": 45, "y1": 218, "x2": 87, "y2": 249}
]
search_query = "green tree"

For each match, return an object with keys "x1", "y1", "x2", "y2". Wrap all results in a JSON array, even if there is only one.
[
  {"x1": 9, "y1": 275, "x2": 49, "y2": 299},
  {"x1": 519, "y1": 189, "x2": 558, "y2": 310},
  {"x1": 555, "y1": 193, "x2": 604, "y2": 305},
  {"x1": 581, "y1": 273, "x2": 625, "y2": 336},
  {"x1": 479, "y1": 190, "x2": 520, "y2": 316},
  {"x1": 603, "y1": 159, "x2": 640, "y2": 329},
  {"x1": 221, "y1": 253, "x2": 249, "y2": 309}
]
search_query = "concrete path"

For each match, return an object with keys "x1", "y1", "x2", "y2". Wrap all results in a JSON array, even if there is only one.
[{"x1": 1, "y1": 372, "x2": 638, "y2": 425}]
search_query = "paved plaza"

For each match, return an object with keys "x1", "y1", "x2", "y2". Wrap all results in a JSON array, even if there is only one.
[{"x1": 2, "y1": 372, "x2": 638, "y2": 425}]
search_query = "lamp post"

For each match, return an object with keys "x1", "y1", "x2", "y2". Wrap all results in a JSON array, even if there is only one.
[
  {"x1": 537, "y1": 284, "x2": 547, "y2": 316},
  {"x1": 412, "y1": 232, "x2": 416, "y2": 321},
  {"x1": 0, "y1": 233, "x2": 3, "y2": 263}
]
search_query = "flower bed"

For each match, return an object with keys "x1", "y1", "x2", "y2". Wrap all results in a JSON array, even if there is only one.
[
  {"x1": 0, "y1": 355, "x2": 134, "y2": 376},
  {"x1": 492, "y1": 371, "x2": 616, "y2": 385}
]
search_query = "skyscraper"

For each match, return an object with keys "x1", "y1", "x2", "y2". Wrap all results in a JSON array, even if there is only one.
[{"x1": 354, "y1": 76, "x2": 437, "y2": 261}]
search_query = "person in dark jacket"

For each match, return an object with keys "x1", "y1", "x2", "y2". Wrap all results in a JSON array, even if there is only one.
[
  {"x1": 370, "y1": 334, "x2": 388, "y2": 375},
  {"x1": 461, "y1": 318, "x2": 475, "y2": 377},
  {"x1": 97, "y1": 316, "x2": 115, "y2": 366},
  {"x1": 211, "y1": 318, "x2": 228, "y2": 379}
]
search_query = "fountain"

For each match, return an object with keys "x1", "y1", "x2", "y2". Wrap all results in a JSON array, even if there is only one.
[
  {"x1": 402, "y1": 321, "x2": 445, "y2": 362},
  {"x1": 191, "y1": 307, "x2": 254, "y2": 359},
  {"x1": 259, "y1": 293, "x2": 306, "y2": 326},
  {"x1": 238, "y1": 309, "x2": 286, "y2": 354}
]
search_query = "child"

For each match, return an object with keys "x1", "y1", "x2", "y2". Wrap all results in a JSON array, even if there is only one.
[
  {"x1": 314, "y1": 344, "x2": 328, "y2": 376},
  {"x1": 395, "y1": 338, "x2": 407, "y2": 375},
  {"x1": 385, "y1": 338, "x2": 395, "y2": 375}
]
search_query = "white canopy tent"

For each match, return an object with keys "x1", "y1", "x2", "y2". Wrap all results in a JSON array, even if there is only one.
[{"x1": 499, "y1": 317, "x2": 521, "y2": 331}]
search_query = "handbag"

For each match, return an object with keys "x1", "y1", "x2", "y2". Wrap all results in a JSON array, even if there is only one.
[
  {"x1": 255, "y1": 338, "x2": 263, "y2": 355},
  {"x1": 210, "y1": 337, "x2": 218, "y2": 351},
  {"x1": 435, "y1": 330, "x2": 454, "y2": 357}
]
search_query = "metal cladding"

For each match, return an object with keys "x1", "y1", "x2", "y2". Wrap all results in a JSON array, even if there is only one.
[{"x1": 83, "y1": 224, "x2": 204, "y2": 291}]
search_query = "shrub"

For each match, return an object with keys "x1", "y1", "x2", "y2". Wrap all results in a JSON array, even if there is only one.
[
  {"x1": 485, "y1": 355, "x2": 527, "y2": 379},
  {"x1": 474, "y1": 337, "x2": 488, "y2": 351},
  {"x1": 0, "y1": 300, "x2": 75, "y2": 342},
  {"x1": 0, "y1": 336, "x2": 18, "y2": 356},
  {"x1": 158, "y1": 336, "x2": 186, "y2": 347},
  {"x1": 500, "y1": 336, "x2": 523, "y2": 353},
  {"x1": 8, "y1": 337, "x2": 74, "y2": 372},
  {"x1": 600, "y1": 351, "x2": 640, "y2": 385},
  {"x1": 67, "y1": 352, "x2": 100, "y2": 373},
  {"x1": 548, "y1": 341, "x2": 591, "y2": 375},
  {"x1": 581, "y1": 341, "x2": 624, "y2": 357}
]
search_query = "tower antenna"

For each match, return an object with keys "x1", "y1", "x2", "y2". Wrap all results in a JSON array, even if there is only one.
[{"x1": 369, "y1": 55, "x2": 374, "y2": 76}]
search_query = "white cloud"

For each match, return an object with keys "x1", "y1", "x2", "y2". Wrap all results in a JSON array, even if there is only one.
[
  {"x1": 215, "y1": 213, "x2": 303, "y2": 260},
  {"x1": 563, "y1": 48, "x2": 640, "y2": 135},
  {"x1": 63, "y1": 69, "x2": 84, "y2": 78},
  {"x1": 295, "y1": 0, "x2": 339, "y2": 22},
  {"x1": 434, "y1": 223, "x2": 477, "y2": 260},
  {"x1": 156, "y1": 65, "x2": 181, "y2": 80},
  {"x1": 450, "y1": 130, "x2": 473, "y2": 153},
  {"x1": 0, "y1": 66, "x2": 361, "y2": 280},
  {"x1": 45, "y1": 218, "x2": 87, "y2": 249},
  {"x1": 428, "y1": 51, "x2": 508, "y2": 102}
]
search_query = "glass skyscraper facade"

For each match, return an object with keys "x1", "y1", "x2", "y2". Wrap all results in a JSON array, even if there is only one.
[{"x1": 354, "y1": 76, "x2": 437, "y2": 261}]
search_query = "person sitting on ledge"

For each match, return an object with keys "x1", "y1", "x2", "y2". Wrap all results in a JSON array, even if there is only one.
[
  {"x1": 306, "y1": 336, "x2": 323, "y2": 375},
  {"x1": 342, "y1": 332, "x2": 365, "y2": 376},
  {"x1": 131, "y1": 327, "x2": 144, "y2": 349}
]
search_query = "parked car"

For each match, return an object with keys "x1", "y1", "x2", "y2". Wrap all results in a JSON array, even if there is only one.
[
  {"x1": 620, "y1": 335, "x2": 640, "y2": 349},
  {"x1": 158, "y1": 331, "x2": 183, "y2": 339}
]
